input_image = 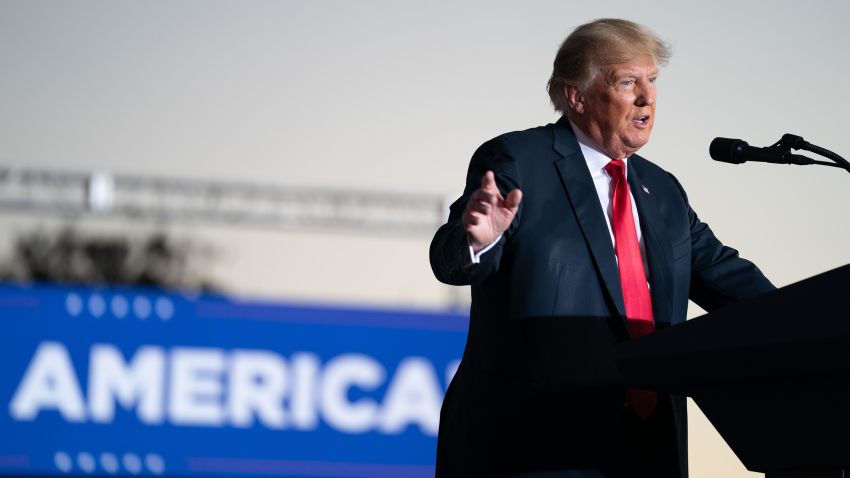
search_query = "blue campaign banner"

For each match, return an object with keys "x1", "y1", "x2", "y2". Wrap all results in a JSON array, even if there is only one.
[{"x1": 0, "y1": 283, "x2": 468, "y2": 477}]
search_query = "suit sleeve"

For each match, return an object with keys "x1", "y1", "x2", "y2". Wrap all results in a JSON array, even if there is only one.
[
  {"x1": 430, "y1": 136, "x2": 522, "y2": 286},
  {"x1": 670, "y1": 174, "x2": 776, "y2": 310}
]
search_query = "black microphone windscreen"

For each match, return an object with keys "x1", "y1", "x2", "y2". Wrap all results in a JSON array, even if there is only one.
[{"x1": 710, "y1": 137, "x2": 748, "y2": 164}]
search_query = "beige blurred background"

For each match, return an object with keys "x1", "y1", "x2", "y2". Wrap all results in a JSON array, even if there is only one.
[{"x1": 1, "y1": 1, "x2": 849, "y2": 476}]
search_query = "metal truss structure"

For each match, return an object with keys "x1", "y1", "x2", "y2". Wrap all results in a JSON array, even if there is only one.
[
  {"x1": 0, "y1": 167, "x2": 449, "y2": 236},
  {"x1": 0, "y1": 166, "x2": 469, "y2": 310}
]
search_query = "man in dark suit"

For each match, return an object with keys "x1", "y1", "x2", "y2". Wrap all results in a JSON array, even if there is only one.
[{"x1": 429, "y1": 19, "x2": 774, "y2": 477}]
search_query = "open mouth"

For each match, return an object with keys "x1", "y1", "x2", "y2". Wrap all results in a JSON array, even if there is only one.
[{"x1": 633, "y1": 115, "x2": 651, "y2": 127}]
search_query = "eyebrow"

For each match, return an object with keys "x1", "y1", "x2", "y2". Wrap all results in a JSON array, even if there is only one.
[
  {"x1": 616, "y1": 69, "x2": 659, "y2": 77},
  {"x1": 610, "y1": 70, "x2": 659, "y2": 83}
]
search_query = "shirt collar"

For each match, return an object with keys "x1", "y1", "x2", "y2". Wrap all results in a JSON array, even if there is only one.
[{"x1": 567, "y1": 119, "x2": 628, "y2": 178}]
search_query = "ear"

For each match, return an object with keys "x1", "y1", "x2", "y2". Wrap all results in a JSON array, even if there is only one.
[{"x1": 565, "y1": 84, "x2": 585, "y2": 114}]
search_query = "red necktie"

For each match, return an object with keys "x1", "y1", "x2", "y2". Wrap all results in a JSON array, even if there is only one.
[{"x1": 604, "y1": 159, "x2": 657, "y2": 420}]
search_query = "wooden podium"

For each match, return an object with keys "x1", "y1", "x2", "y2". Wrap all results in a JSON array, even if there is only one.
[{"x1": 616, "y1": 265, "x2": 850, "y2": 478}]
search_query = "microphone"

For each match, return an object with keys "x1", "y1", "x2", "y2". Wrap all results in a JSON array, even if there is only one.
[{"x1": 709, "y1": 137, "x2": 815, "y2": 166}]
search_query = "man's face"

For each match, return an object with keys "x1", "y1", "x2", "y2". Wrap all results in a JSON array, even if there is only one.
[{"x1": 569, "y1": 57, "x2": 658, "y2": 159}]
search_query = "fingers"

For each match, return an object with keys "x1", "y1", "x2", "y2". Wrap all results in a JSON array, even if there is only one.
[
  {"x1": 504, "y1": 189, "x2": 523, "y2": 210},
  {"x1": 463, "y1": 189, "x2": 493, "y2": 232},
  {"x1": 466, "y1": 171, "x2": 522, "y2": 219},
  {"x1": 480, "y1": 172, "x2": 522, "y2": 207},
  {"x1": 480, "y1": 171, "x2": 500, "y2": 195},
  {"x1": 468, "y1": 174, "x2": 500, "y2": 214},
  {"x1": 464, "y1": 186, "x2": 522, "y2": 249},
  {"x1": 471, "y1": 188, "x2": 497, "y2": 207},
  {"x1": 462, "y1": 208, "x2": 480, "y2": 227},
  {"x1": 463, "y1": 191, "x2": 492, "y2": 226},
  {"x1": 464, "y1": 171, "x2": 521, "y2": 233}
]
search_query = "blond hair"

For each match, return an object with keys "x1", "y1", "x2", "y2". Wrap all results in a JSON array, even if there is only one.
[{"x1": 547, "y1": 19, "x2": 671, "y2": 112}]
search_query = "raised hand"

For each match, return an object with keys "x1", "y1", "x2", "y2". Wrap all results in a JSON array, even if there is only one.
[{"x1": 463, "y1": 171, "x2": 522, "y2": 253}]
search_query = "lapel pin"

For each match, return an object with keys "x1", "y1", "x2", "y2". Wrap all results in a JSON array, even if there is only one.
[{"x1": 642, "y1": 185, "x2": 650, "y2": 194}]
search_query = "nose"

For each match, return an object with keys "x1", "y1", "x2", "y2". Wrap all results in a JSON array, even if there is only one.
[{"x1": 635, "y1": 82, "x2": 655, "y2": 106}]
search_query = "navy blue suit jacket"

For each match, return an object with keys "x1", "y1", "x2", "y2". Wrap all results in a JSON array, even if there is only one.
[{"x1": 430, "y1": 117, "x2": 774, "y2": 477}]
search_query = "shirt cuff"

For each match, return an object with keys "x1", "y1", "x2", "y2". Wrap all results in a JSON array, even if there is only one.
[{"x1": 468, "y1": 235, "x2": 502, "y2": 264}]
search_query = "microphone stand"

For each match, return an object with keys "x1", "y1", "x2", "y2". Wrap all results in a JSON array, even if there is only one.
[{"x1": 769, "y1": 134, "x2": 850, "y2": 174}]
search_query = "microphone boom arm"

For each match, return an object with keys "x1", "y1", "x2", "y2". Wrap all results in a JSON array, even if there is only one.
[{"x1": 772, "y1": 134, "x2": 850, "y2": 173}]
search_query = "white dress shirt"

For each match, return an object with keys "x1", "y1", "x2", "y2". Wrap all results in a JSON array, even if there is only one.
[
  {"x1": 569, "y1": 120, "x2": 649, "y2": 279},
  {"x1": 469, "y1": 120, "x2": 649, "y2": 281}
]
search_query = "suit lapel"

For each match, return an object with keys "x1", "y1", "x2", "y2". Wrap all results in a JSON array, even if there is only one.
[
  {"x1": 628, "y1": 156, "x2": 674, "y2": 328},
  {"x1": 551, "y1": 119, "x2": 627, "y2": 323}
]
